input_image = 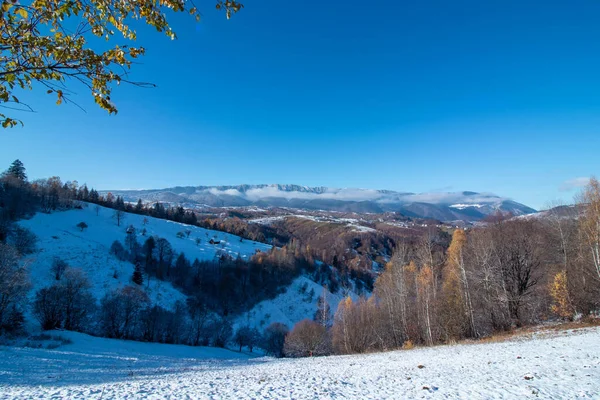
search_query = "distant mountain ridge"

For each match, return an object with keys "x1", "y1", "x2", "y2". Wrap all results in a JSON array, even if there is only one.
[{"x1": 105, "y1": 184, "x2": 537, "y2": 222}]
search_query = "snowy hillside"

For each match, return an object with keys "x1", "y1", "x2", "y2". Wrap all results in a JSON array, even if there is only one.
[
  {"x1": 2, "y1": 326, "x2": 598, "y2": 398},
  {"x1": 235, "y1": 276, "x2": 358, "y2": 330},
  {"x1": 0, "y1": 330, "x2": 251, "y2": 389},
  {"x1": 18, "y1": 204, "x2": 272, "y2": 310}
]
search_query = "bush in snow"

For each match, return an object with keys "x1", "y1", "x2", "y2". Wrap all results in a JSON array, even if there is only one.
[
  {"x1": 8, "y1": 226, "x2": 37, "y2": 255},
  {"x1": 284, "y1": 319, "x2": 331, "y2": 358},
  {"x1": 262, "y1": 322, "x2": 289, "y2": 358},
  {"x1": 110, "y1": 240, "x2": 128, "y2": 261},
  {"x1": 33, "y1": 268, "x2": 96, "y2": 332},
  {"x1": 76, "y1": 221, "x2": 88, "y2": 232},
  {"x1": 100, "y1": 286, "x2": 149, "y2": 339},
  {"x1": 33, "y1": 286, "x2": 64, "y2": 330},
  {"x1": 51, "y1": 257, "x2": 68, "y2": 280},
  {"x1": 60, "y1": 269, "x2": 96, "y2": 331}
]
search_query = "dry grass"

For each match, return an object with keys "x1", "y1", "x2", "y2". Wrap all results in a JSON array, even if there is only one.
[{"x1": 465, "y1": 317, "x2": 600, "y2": 346}]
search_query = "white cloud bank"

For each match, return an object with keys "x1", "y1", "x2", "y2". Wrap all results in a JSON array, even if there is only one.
[
  {"x1": 201, "y1": 185, "x2": 504, "y2": 205},
  {"x1": 559, "y1": 177, "x2": 590, "y2": 192}
]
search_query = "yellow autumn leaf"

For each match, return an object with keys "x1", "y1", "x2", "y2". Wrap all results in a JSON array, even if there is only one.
[{"x1": 16, "y1": 8, "x2": 28, "y2": 18}]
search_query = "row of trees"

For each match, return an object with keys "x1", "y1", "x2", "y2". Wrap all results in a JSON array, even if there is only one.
[
  {"x1": 109, "y1": 224, "x2": 309, "y2": 317},
  {"x1": 282, "y1": 179, "x2": 600, "y2": 356},
  {"x1": 29, "y1": 259, "x2": 290, "y2": 353}
]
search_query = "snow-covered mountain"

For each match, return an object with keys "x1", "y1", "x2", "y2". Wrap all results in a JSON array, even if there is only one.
[{"x1": 107, "y1": 185, "x2": 537, "y2": 221}]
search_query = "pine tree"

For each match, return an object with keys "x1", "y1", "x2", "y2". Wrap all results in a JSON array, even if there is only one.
[
  {"x1": 135, "y1": 199, "x2": 144, "y2": 213},
  {"x1": 3, "y1": 159, "x2": 27, "y2": 181},
  {"x1": 132, "y1": 261, "x2": 144, "y2": 285}
]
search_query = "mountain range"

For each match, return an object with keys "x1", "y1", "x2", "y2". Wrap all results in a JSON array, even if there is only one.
[{"x1": 105, "y1": 184, "x2": 537, "y2": 222}]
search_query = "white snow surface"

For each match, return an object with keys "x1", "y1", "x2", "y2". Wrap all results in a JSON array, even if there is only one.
[
  {"x1": 18, "y1": 204, "x2": 271, "y2": 310},
  {"x1": 1, "y1": 327, "x2": 599, "y2": 399},
  {"x1": 449, "y1": 203, "x2": 484, "y2": 209},
  {"x1": 235, "y1": 276, "x2": 357, "y2": 330}
]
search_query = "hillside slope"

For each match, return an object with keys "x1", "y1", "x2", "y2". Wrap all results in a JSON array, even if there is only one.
[
  {"x1": 2, "y1": 326, "x2": 598, "y2": 399},
  {"x1": 19, "y1": 204, "x2": 272, "y2": 311},
  {"x1": 234, "y1": 276, "x2": 358, "y2": 331}
]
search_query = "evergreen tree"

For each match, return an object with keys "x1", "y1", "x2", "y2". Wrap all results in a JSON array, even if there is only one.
[
  {"x1": 135, "y1": 199, "x2": 144, "y2": 213},
  {"x1": 3, "y1": 159, "x2": 27, "y2": 181},
  {"x1": 89, "y1": 188, "x2": 100, "y2": 202},
  {"x1": 115, "y1": 196, "x2": 125, "y2": 210},
  {"x1": 132, "y1": 261, "x2": 144, "y2": 285}
]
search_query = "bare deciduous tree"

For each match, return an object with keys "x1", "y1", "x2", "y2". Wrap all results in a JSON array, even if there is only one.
[
  {"x1": 284, "y1": 319, "x2": 330, "y2": 357},
  {"x1": 0, "y1": 243, "x2": 30, "y2": 333},
  {"x1": 113, "y1": 209, "x2": 126, "y2": 227}
]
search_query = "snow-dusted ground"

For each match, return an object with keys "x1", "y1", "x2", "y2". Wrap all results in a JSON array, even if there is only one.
[
  {"x1": 2, "y1": 327, "x2": 599, "y2": 399},
  {"x1": 235, "y1": 276, "x2": 358, "y2": 330},
  {"x1": 18, "y1": 204, "x2": 271, "y2": 311}
]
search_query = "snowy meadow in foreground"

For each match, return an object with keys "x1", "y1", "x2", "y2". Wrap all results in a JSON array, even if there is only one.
[{"x1": 1, "y1": 327, "x2": 599, "y2": 399}]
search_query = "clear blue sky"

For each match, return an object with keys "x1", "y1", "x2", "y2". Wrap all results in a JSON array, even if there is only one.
[{"x1": 2, "y1": 0, "x2": 599, "y2": 210}]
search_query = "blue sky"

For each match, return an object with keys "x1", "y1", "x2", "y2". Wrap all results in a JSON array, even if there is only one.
[{"x1": 1, "y1": 0, "x2": 599, "y2": 210}]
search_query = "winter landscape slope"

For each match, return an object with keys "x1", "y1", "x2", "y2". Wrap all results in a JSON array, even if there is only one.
[
  {"x1": 18, "y1": 204, "x2": 345, "y2": 331},
  {"x1": 107, "y1": 184, "x2": 537, "y2": 222},
  {"x1": 234, "y1": 276, "x2": 357, "y2": 331},
  {"x1": 1, "y1": 326, "x2": 598, "y2": 399},
  {"x1": 18, "y1": 204, "x2": 271, "y2": 312}
]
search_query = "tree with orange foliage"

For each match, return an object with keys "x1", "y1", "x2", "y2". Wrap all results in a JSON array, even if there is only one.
[
  {"x1": 283, "y1": 319, "x2": 330, "y2": 357},
  {"x1": 550, "y1": 271, "x2": 574, "y2": 319},
  {"x1": 441, "y1": 229, "x2": 476, "y2": 340}
]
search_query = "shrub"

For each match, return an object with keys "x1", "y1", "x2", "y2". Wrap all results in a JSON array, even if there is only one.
[
  {"x1": 284, "y1": 319, "x2": 330, "y2": 357},
  {"x1": 76, "y1": 222, "x2": 88, "y2": 232},
  {"x1": 33, "y1": 269, "x2": 95, "y2": 332},
  {"x1": 51, "y1": 257, "x2": 68, "y2": 280},
  {"x1": 402, "y1": 340, "x2": 415, "y2": 350},
  {"x1": 8, "y1": 226, "x2": 37, "y2": 255},
  {"x1": 110, "y1": 240, "x2": 128, "y2": 261},
  {"x1": 262, "y1": 322, "x2": 289, "y2": 358},
  {"x1": 33, "y1": 286, "x2": 64, "y2": 330}
]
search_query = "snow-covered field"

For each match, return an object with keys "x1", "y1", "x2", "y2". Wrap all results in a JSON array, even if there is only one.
[
  {"x1": 18, "y1": 204, "x2": 271, "y2": 311},
  {"x1": 2, "y1": 327, "x2": 599, "y2": 399}
]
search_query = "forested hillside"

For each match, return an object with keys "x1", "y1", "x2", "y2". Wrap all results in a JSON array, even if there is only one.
[{"x1": 1, "y1": 159, "x2": 599, "y2": 360}]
